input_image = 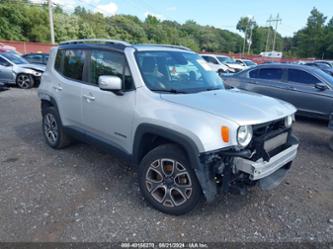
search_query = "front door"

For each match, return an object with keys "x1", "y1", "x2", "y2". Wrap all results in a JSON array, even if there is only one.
[
  {"x1": 286, "y1": 68, "x2": 333, "y2": 116},
  {"x1": 81, "y1": 49, "x2": 136, "y2": 154}
]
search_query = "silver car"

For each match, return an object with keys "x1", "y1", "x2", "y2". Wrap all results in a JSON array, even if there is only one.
[
  {"x1": 38, "y1": 39, "x2": 299, "y2": 215},
  {"x1": 0, "y1": 52, "x2": 45, "y2": 89}
]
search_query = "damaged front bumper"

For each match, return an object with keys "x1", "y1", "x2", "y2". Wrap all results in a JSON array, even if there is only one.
[
  {"x1": 234, "y1": 141, "x2": 298, "y2": 181},
  {"x1": 197, "y1": 126, "x2": 299, "y2": 202}
]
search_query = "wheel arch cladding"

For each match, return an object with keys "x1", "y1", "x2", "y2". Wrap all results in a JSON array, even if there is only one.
[{"x1": 133, "y1": 123, "x2": 218, "y2": 202}]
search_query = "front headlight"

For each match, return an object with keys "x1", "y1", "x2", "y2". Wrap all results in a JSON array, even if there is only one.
[
  {"x1": 284, "y1": 115, "x2": 293, "y2": 128},
  {"x1": 237, "y1": 125, "x2": 253, "y2": 148}
]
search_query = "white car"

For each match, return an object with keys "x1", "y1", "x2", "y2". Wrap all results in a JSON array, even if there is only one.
[
  {"x1": 235, "y1": 59, "x2": 257, "y2": 69},
  {"x1": 201, "y1": 54, "x2": 244, "y2": 74},
  {"x1": 200, "y1": 54, "x2": 233, "y2": 75}
]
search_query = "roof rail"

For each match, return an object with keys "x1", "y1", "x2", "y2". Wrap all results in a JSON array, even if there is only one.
[
  {"x1": 137, "y1": 43, "x2": 192, "y2": 51},
  {"x1": 59, "y1": 39, "x2": 131, "y2": 46}
]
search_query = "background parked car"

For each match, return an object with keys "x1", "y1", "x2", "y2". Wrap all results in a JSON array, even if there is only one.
[
  {"x1": 200, "y1": 54, "x2": 232, "y2": 75},
  {"x1": 223, "y1": 63, "x2": 333, "y2": 120},
  {"x1": 235, "y1": 59, "x2": 257, "y2": 69},
  {"x1": 304, "y1": 62, "x2": 333, "y2": 76},
  {"x1": 0, "y1": 52, "x2": 45, "y2": 89},
  {"x1": 22, "y1": 53, "x2": 49, "y2": 65},
  {"x1": 201, "y1": 54, "x2": 244, "y2": 73}
]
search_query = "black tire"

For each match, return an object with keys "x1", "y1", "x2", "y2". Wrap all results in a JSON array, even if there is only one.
[
  {"x1": 138, "y1": 144, "x2": 202, "y2": 215},
  {"x1": 16, "y1": 74, "x2": 35, "y2": 89},
  {"x1": 42, "y1": 106, "x2": 72, "y2": 149}
]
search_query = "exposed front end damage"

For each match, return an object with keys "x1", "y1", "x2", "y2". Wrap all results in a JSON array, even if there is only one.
[{"x1": 197, "y1": 118, "x2": 299, "y2": 201}]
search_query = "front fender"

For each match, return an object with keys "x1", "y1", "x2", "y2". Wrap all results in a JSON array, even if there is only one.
[{"x1": 133, "y1": 123, "x2": 218, "y2": 201}]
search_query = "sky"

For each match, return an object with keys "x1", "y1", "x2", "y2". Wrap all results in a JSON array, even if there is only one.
[{"x1": 33, "y1": 0, "x2": 333, "y2": 37}]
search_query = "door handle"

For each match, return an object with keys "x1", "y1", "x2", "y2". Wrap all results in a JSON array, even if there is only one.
[
  {"x1": 83, "y1": 94, "x2": 95, "y2": 102},
  {"x1": 53, "y1": 85, "x2": 63, "y2": 91}
]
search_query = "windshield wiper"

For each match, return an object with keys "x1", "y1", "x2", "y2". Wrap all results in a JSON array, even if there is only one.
[{"x1": 150, "y1": 89, "x2": 188, "y2": 94}]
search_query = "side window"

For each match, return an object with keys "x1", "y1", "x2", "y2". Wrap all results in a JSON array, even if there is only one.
[
  {"x1": 249, "y1": 69, "x2": 259, "y2": 78},
  {"x1": 27, "y1": 54, "x2": 43, "y2": 64},
  {"x1": 203, "y1": 56, "x2": 219, "y2": 65},
  {"x1": 288, "y1": 69, "x2": 321, "y2": 84},
  {"x1": 258, "y1": 68, "x2": 283, "y2": 80},
  {"x1": 90, "y1": 50, "x2": 134, "y2": 90},
  {"x1": 0, "y1": 57, "x2": 10, "y2": 66},
  {"x1": 55, "y1": 49, "x2": 63, "y2": 73},
  {"x1": 63, "y1": 49, "x2": 86, "y2": 81}
]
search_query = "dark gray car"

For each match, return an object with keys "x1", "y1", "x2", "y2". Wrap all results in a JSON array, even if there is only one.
[{"x1": 223, "y1": 64, "x2": 333, "y2": 119}]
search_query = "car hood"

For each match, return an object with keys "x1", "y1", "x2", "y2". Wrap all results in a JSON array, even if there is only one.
[
  {"x1": 161, "y1": 89, "x2": 296, "y2": 126},
  {"x1": 226, "y1": 63, "x2": 244, "y2": 69},
  {"x1": 17, "y1": 64, "x2": 45, "y2": 72}
]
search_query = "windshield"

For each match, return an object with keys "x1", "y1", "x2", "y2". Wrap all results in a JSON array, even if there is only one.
[
  {"x1": 136, "y1": 51, "x2": 224, "y2": 93},
  {"x1": 1, "y1": 52, "x2": 28, "y2": 65},
  {"x1": 217, "y1": 56, "x2": 236, "y2": 64}
]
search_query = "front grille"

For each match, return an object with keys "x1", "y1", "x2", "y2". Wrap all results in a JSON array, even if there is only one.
[{"x1": 249, "y1": 118, "x2": 289, "y2": 161}]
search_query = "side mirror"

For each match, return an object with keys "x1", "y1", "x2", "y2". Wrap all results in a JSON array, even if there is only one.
[
  {"x1": 315, "y1": 82, "x2": 329, "y2": 91},
  {"x1": 98, "y1": 75, "x2": 123, "y2": 95}
]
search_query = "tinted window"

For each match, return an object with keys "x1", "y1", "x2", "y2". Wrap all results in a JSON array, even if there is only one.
[
  {"x1": 63, "y1": 50, "x2": 86, "y2": 81},
  {"x1": 54, "y1": 49, "x2": 63, "y2": 73},
  {"x1": 258, "y1": 68, "x2": 283, "y2": 80},
  {"x1": 202, "y1": 56, "x2": 219, "y2": 65},
  {"x1": 288, "y1": 69, "x2": 320, "y2": 84},
  {"x1": 25, "y1": 54, "x2": 43, "y2": 64},
  {"x1": 90, "y1": 50, "x2": 134, "y2": 90},
  {"x1": 249, "y1": 69, "x2": 259, "y2": 78},
  {"x1": 0, "y1": 57, "x2": 10, "y2": 66}
]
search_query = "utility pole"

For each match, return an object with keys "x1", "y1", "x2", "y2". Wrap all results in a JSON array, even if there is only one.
[
  {"x1": 265, "y1": 15, "x2": 273, "y2": 52},
  {"x1": 242, "y1": 18, "x2": 250, "y2": 58},
  {"x1": 247, "y1": 17, "x2": 255, "y2": 54},
  {"x1": 272, "y1": 14, "x2": 282, "y2": 51},
  {"x1": 48, "y1": 0, "x2": 55, "y2": 44}
]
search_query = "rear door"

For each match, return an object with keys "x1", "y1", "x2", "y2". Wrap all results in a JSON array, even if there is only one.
[
  {"x1": 286, "y1": 68, "x2": 333, "y2": 116},
  {"x1": 240, "y1": 67, "x2": 290, "y2": 100},
  {"x1": 81, "y1": 49, "x2": 136, "y2": 153},
  {"x1": 52, "y1": 48, "x2": 85, "y2": 127}
]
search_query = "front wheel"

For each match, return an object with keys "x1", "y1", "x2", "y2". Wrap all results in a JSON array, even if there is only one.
[
  {"x1": 138, "y1": 144, "x2": 202, "y2": 215},
  {"x1": 16, "y1": 74, "x2": 34, "y2": 89}
]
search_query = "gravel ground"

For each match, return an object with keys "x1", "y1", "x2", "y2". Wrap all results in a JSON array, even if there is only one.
[{"x1": 0, "y1": 88, "x2": 332, "y2": 243}]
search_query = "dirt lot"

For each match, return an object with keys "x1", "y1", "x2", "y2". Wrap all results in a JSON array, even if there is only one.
[{"x1": 0, "y1": 88, "x2": 332, "y2": 243}]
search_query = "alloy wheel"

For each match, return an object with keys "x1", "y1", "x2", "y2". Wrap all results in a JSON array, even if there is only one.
[
  {"x1": 145, "y1": 159, "x2": 193, "y2": 207},
  {"x1": 43, "y1": 113, "x2": 58, "y2": 145},
  {"x1": 17, "y1": 74, "x2": 32, "y2": 89}
]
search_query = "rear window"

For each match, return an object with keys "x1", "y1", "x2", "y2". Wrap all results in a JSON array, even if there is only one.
[
  {"x1": 63, "y1": 50, "x2": 86, "y2": 81},
  {"x1": 54, "y1": 49, "x2": 63, "y2": 72},
  {"x1": 258, "y1": 68, "x2": 283, "y2": 80}
]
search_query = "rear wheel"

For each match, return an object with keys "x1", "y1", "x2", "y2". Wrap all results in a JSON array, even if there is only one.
[
  {"x1": 138, "y1": 144, "x2": 202, "y2": 215},
  {"x1": 16, "y1": 74, "x2": 34, "y2": 89},
  {"x1": 42, "y1": 106, "x2": 72, "y2": 149}
]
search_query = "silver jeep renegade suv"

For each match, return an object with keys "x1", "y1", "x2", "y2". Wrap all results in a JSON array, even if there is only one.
[{"x1": 38, "y1": 39, "x2": 299, "y2": 215}]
